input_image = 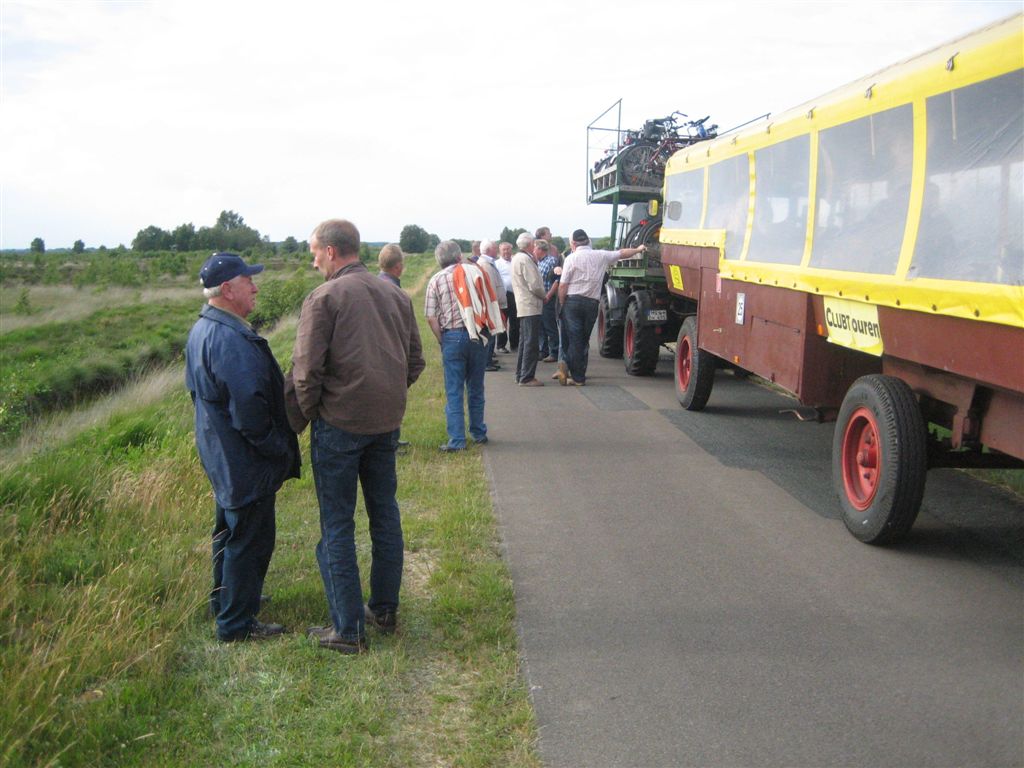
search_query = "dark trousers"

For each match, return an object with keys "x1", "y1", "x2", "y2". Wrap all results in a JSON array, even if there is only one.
[
  {"x1": 563, "y1": 294, "x2": 600, "y2": 384},
  {"x1": 540, "y1": 297, "x2": 559, "y2": 358},
  {"x1": 504, "y1": 291, "x2": 519, "y2": 350},
  {"x1": 211, "y1": 493, "x2": 276, "y2": 640},
  {"x1": 516, "y1": 314, "x2": 542, "y2": 383}
]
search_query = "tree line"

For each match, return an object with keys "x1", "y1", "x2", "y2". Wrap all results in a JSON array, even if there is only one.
[{"x1": 399, "y1": 224, "x2": 568, "y2": 254}]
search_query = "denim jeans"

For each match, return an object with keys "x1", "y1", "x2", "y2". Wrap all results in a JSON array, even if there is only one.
[
  {"x1": 310, "y1": 420, "x2": 403, "y2": 641},
  {"x1": 211, "y1": 493, "x2": 276, "y2": 640},
  {"x1": 563, "y1": 295, "x2": 599, "y2": 384},
  {"x1": 540, "y1": 298, "x2": 559, "y2": 358},
  {"x1": 441, "y1": 328, "x2": 487, "y2": 447},
  {"x1": 516, "y1": 315, "x2": 542, "y2": 383}
]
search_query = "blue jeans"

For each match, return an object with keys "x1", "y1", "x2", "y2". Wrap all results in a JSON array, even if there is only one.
[
  {"x1": 563, "y1": 295, "x2": 599, "y2": 384},
  {"x1": 211, "y1": 493, "x2": 276, "y2": 640},
  {"x1": 310, "y1": 420, "x2": 403, "y2": 641},
  {"x1": 540, "y1": 298, "x2": 559, "y2": 358},
  {"x1": 442, "y1": 328, "x2": 487, "y2": 447}
]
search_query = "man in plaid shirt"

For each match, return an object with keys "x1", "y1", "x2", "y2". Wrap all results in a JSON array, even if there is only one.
[{"x1": 534, "y1": 232, "x2": 561, "y2": 362}]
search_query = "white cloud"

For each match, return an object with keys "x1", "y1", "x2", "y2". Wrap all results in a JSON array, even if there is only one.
[{"x1": 1, "y1": 0, "x2": 1018, "y2": 248}]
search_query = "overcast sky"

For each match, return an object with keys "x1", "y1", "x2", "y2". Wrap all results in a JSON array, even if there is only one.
[{"x1": 1, "y1": 0, "x2": 1019, "y2": 249}]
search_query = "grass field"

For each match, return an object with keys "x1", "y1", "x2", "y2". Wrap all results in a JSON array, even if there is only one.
[
  {"x1": 0, "y1": 269, "x2": 320, "y2": 443},
  {"x1": 0, "y1": 254, "x2": 539, "y2": 767}
]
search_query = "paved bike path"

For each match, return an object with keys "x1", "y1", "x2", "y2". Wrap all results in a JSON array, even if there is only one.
[{"x1": 480, "y1": 345, "x2": 1024, "y2": 768}]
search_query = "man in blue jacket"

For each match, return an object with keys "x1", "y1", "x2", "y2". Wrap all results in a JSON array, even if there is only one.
[{"x1": 185, "y1": 252, "x2": 300, "y2": 642}]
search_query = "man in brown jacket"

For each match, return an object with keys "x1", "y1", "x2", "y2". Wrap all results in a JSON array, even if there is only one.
[{"x1": 288, "y1": 218, "x2": 425, "y2": 654}]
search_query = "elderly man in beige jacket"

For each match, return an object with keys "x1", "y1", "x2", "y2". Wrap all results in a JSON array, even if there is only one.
[{"x1": 510, "y1": 231, "x2": 547, "y2": 386}]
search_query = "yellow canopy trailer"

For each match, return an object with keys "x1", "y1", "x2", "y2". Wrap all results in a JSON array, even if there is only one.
[{"x1": 658, "y1": 14, "x2": 1023, "y2": 543}]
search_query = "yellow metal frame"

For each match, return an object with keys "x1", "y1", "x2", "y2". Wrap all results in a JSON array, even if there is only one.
[{"x1": 660, "y1": 14, "x2": 1024, "y2": 328}]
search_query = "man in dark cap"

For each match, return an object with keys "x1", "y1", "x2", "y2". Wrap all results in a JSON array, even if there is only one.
[
  {"x1": 557, "y1": 230, "x2": 646, "y2": 386},
  {"x1": 185, "y1": 252, "x2": 300, "y2": 642}
]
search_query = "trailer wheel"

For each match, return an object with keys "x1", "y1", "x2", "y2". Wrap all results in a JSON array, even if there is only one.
[
  {"x1": 598, "y1": 293, "x2": 623, "y2": 359},
  {"x1": 833, "y1": 375, "x2": 927, "y2": 545},
  {"x1": 674, "y1": 316, "x2": 714, "y2": 410},
  {"x1": 624, "y1": 301, "x2": 660, "y2": 376}
]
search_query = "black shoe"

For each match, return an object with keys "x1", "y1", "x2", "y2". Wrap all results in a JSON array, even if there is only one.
[
  {"x1": 220, "y1": 619, "x2": 285, "y2": 642},
  {"x1": 364, "y1": 605, "x2": 397, "y2": 635},
  {"x1": 473, "y1": 436, "x2": 489, "y2": 445},
  {"x1": 485, "y1": 364, "x2": 501, "y2": 372},
  {"x1": 249, "y1": 620, "x2": 285, "y2": 639},
  {"x1": 318, "y1": 630, "x2": 368, "y2": 654}
]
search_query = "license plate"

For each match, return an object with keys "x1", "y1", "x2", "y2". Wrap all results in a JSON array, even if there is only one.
[{"x1": 646, "y1": 309, "x2": 667, "y2": 322}]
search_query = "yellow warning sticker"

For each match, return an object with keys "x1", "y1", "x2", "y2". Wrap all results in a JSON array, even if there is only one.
[
  {"x1": 669, "y1": 265, "x2": 684, "y2": 291},
  {"x1": 823, "y1": 297, "x2": 883, "y2": 357}
]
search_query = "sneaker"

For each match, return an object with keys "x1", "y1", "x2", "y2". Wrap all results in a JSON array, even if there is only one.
[
  {"x1": 318, "y1": 630, "x2": 368, "y2": 655},
  {"x1": 571, "y1": 379, "x2": 586, "y2": 387},
  {"x1": 497, "y1": 346, "x2": 509, "y2": 353},
  {"x1": 364, "y1": 605, "x2": 397, "y2": 635},
  {"x1": 519, "y1": 378, "x2": 544, "y2": 387},
  {"x1": 556, "y1": 361, "x2": 569, "y2": 386}
]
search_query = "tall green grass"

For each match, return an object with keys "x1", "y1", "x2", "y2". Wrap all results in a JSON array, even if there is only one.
[
  {"x1": 1, "y1": 254, "x2": 538, "y2": 767},
  {"x1": 0, "y1": 270, "x2": 320, "y2": 442}
]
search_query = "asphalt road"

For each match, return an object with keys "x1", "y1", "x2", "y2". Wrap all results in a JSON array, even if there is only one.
[{"x1": 481, "y1": 344, "x2": 1024, "y2": 768}]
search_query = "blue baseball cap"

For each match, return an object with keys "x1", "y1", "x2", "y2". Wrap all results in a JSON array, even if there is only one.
[{"x1": 199, "y1": 252, "x2": 264, "y2": 288}]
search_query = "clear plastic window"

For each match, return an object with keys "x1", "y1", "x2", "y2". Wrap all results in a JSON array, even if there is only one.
[
  {"x1": 747, "y1": 135, "x2": 811, "y2": 265},
  {"x1": 705, "y1": 154, "x2": 750, "y2": 259},
  {"x1": 910, "y1": 69, "x2": 1023, "y2": 285},
  {"x1": 811, "y1": 105, "x2": 913, "y2": 274},
  {"x1": 664, "y1": 169, "x2": 704, "y2": 227}
]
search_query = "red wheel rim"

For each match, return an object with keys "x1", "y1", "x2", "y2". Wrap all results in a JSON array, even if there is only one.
[
  {"x1": 625, "y1": 320, "x2": 634, "y2": 359},
  {"x1": 677, "y1": 336, "x2": 692, "y2": 391},
  {"x1": 841, "y1": 406, "x2": 881, "y2": 510}
]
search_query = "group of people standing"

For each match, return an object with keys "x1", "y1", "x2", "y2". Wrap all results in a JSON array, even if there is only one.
[
  {"x1": 428, "y1": 227, "x2": 645, "y2": 452},
  {"x1": 184, "y1": 218, "x2": 644, "y2": 653}
]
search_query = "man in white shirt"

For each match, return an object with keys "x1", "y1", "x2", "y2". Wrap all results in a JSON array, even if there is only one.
[
  {"x1": 494, "y1": 242, "x2": 516, "y2": 352},
  {"x1": 556, "y1": 229, "x2": 645, "y2": 386},
  {"x1": 478, "y1": 239, "x2": 507, "y2": 371}
]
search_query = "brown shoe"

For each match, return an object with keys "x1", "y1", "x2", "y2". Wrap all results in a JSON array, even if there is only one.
[
  {"x1": 519, "y1": 378, "x2": 544, "y2": 387},
  {"x1": 551, "y1": 372, "x2": 560, "y2": 380},
  {"x1": 318, "y1": 630, "x2": 368, "y2": 655},
  {"x1": 364, "y1": 605, "x2": 397, "y2": 635},
  {"x1": 556, "y1": 361, "x2": 569, "y2": 386},
  {"x1": 306, "y1": 624, "x2": 333, "y2": 639},
  {"x1": 541, "y1": 356, "x2": 557, "y2": 363}
]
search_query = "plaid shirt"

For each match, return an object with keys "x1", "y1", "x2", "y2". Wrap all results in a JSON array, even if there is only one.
[
  {"x1": 537, "y1": 254, "x2": 559, "y2": 292},
  {"x1": 424, "y1": 266, "x2": 464, "y2": 330}
]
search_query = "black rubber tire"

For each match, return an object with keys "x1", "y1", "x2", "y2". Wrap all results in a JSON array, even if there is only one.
[
  {"x1": 832, "y1": 374, "x2": 927, "y2": 545},
  {"x1": 598, "y1": 293, "x2": 623, "y2": 359},
  {"x1": 674, "y1": 316, "x2": 714, "y2": 410},
  {"x1": 623, "y1": 301, "x2": 660, "y2": 376}
]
